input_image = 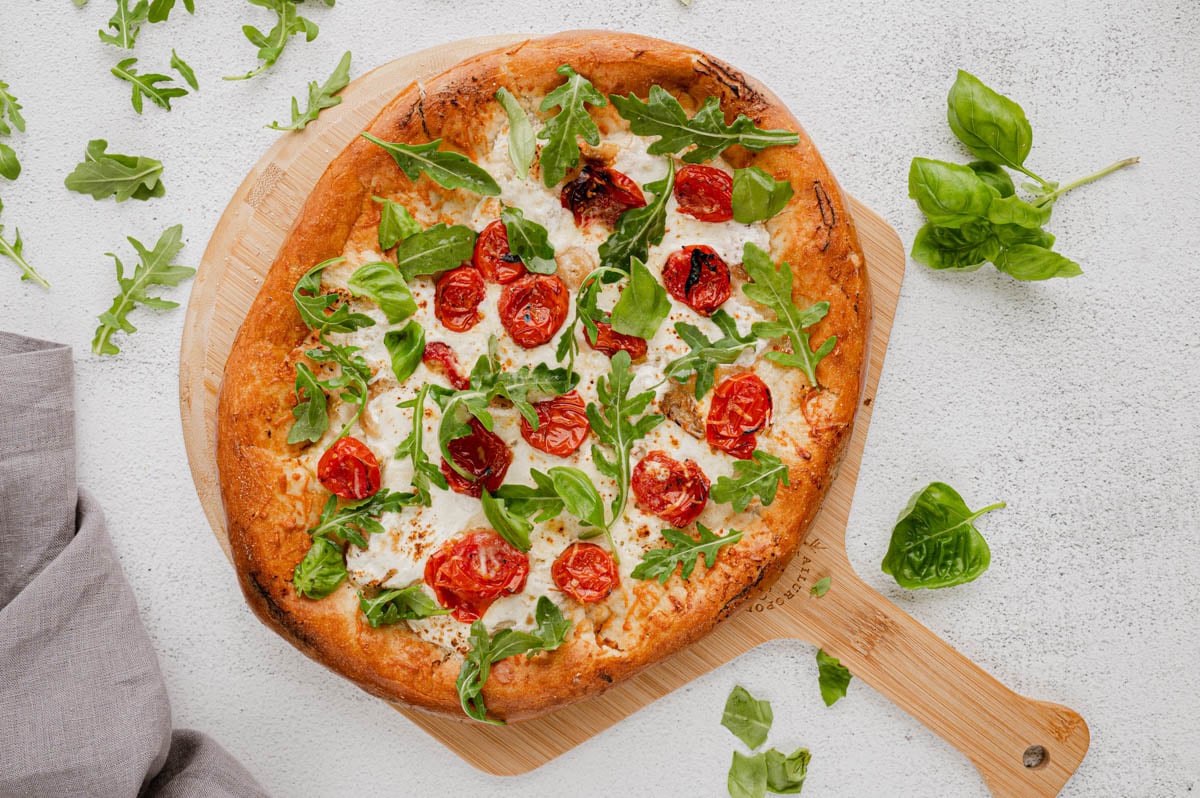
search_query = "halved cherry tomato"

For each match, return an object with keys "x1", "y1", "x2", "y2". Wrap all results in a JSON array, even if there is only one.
[
  {"x1": 631, "y1": 450, "x2": 710, "y2": 527},
  {"x1": 520, "y1": 391, "x2": 590, "y2": 457},
  {"x1": 473, "y1": 219, "x2": 527, "y2": 284},
  {"x1": 706, "y1": 373, "x2": 773, "y2": 459},
  {"x1": 498, "y1": 273, "x2": 569, "y2": 348},
  {"x1": 585, "y1": 321, "x2": 648, "y2": 360},
  {"x1": 662, "y1": 245, "x2": 731, "y2": 316},
  {"x1": 440, "y1": 418, "x2": 513, "y2": 498},
  {"x1": 317, "y1": 437, "x2": 381, "y2": 500},
  {"x1": 560, "y1": 164, "x2": 646, "y2": 227},
  {"x1": 422, "y1": 341, "x2": 470, "y2": 390},
  {"x1": 435, "y1": 265, "x2": 485, "y2": 332},
  {"x1": 674, "y1": 164, "x2": 733, "y2": 222},
  {"x1": 424, "y1": 529, "x2": 530, "y2": 622},
  {"x1": 551, "y1": 542, "x2": 619, "y2": 604}
]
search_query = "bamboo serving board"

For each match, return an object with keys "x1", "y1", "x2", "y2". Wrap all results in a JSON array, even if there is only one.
[{"x1": 178, "y1": 34, "x2": 1089, "y2": 795}]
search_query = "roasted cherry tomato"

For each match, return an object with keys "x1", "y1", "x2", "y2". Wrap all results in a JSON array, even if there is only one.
[
  {"x1": 674, "y1": 164, "x2": 734, "y2": 222},
  {"x1": 422, "y1": 341, "x2": 470, "y2": 390},
  {"x1": 631, "y1": 450, "x2": 710, "y2": 527},
  {"x1": 520, "y1": 391, "x2": 590, "y2": 457},
  {"x1": 473, "y1": 219, "x2": 527, "y2": 284},
  {"x1": 560, "y1": 164, "x2": 646, "y2": 227},
  {"x1": 662, "y1": 245, "x2": 732, "y2": 316},
  {"x1": 551, "y1": 542, "x2": 619, "y2": 604},
  {"x1": 435, "y1": 265, "x2": 486, "y2": 332},
  {"x1": 317, "y1": 437, "x2": 381, "y2": 500},
  {"x1": 706, "y1": 373, "x2": 773, "y2": 459},
  {"x1": 440, "y1": 418, "x2": 513, "y2": 498},
  {"x1": 585, "y1": 321, "x2": 648, "y2": 360},
  {"x1": 424, "y1": 529, "x2": 530, "y2": 622},
  {"x1": 498, "y1": 273, "x2": 569, "y2": 348}
]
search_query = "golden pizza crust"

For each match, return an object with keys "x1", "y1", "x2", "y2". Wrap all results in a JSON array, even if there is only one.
[{"x1": 217, "y1": 31, "x2": 870, "y2": 721}]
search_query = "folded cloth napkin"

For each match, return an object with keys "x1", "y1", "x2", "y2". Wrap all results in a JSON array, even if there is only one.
[{"x1": 0, "y1": 333, "x2": 270, "y2": 798}]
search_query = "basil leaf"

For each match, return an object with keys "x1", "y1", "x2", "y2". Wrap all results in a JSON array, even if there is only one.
[
  {"x1": 908, "y1": 157, "x2": 996, "y2": 228},
  {"x1": 493, "y1": 470, "x2": 565, "y2": 523},
  {"x1": 362, "y1": 133, "x2": 500, "y2": 196},
  {"x1": 501, "y1": 206, "x2": 557, "y2": 274},
  {"x1": 293, "y1": 536, "x2": 345, "y2": 599},
  {"x1": 373, "y1": 196, "x2": 421, "y2": 250},
  {"x1": 268, "y1": 50, "x2": 351, "y2": 132},
  {"x1": 994, "y1": 223, "x2": 1055, "y2": 249},
  {"x1": 394, "y1": 224, "x2": 477, "y2": 281},
  {"x1": 710, "y1": 450, "x2": 790, "y2": 512},
  {"x1": 721, "y1": 685, "x2": 773, "y2": 750},
  {"x1": 495, "y1": 87, "x2": 535, "y2": 179},
  {"x1": 610, "y1": 257, "x2": 669, "y2": 339},
  {"x1": 815, "y1": 648, "x2": 852, "y2": 706},
  {"x1": 728, "y1": 750, "x2": 768, "y2": 798},
  {"x1": 598, "y1": 160, "x2": 675, "y2": 274},
  {"x1": 809, "y1": 576, "x2": 831, "y2": 597},
  {"x1": 288, "y1": 362, "x2": 328, "y2": 444},
  {"x1": 546, "y1": 466, "x2": 607, "y2": 532},
  {"x1": 64, "y1": 139, "x2": 165, "y2": 202},
  {"x1": 481, "y1": 490, "x2": 534, "y2": 552},
  {"x1": 348, "y1": 261, "x2": 416, "y2": 323},
  {"x1": 995, "y1": 244, "x2": 1082, "y2": 281},
  {"x1": 359, "y1": 585, "x2": 447, "y2": 626},
  {"x1": 610, "y1": 86, "x2": 799, "y2": 163},
  {"x1": 383, "y1": 322, "x2": 424, "y2": 383},
  {"x1": 947, "y1": 70, "x2": 1036, "y2": 177},
  {"x1": 169, "y1": 49, "x2": 198, "y2": 91},
  {"x1": 537, "y1": 65, "x2": 606, "y2": 187},
  {"x1": 631, "y1": 523, "x2": 743, "y2": 583},
  {"x1": 986, "y1": 195, "x2": 1052, "y2": 229},
  {"x1": 225, "y1": 0, "x2": 323, "y2": 81},
  {"x1": 910, "y1": 221, "x2": 999, "y2": 272},
  {"x1": 968, "y1": 161, "x2": 1014, "y2": 198},
  {"x1": 111, "y1": 57, "x2": 188, "y2": 114},
  {"x1": 881, "y1": 482, "x2": 1004, "y2": 589},
  {"x1": 292, "y1": 257, "x2": 374, "y2": 333},
  {"x1": 664, "y1": 310, "x2": 756, "y2": 400},
  {"x1": 764, "y1": 747, "x2": 811, "y2": 794},
  {"x1": 732, "y1": 167, "x2": 794, "y2": 224}
]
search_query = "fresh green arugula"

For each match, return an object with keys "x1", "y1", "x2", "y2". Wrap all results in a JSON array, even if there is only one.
[
  {"x1": 268, "y1": 50, "x2": 351, "y2": 131},
  {"x1": 537, "y1": 65, "x2": 606, "y2": 187},
  {"x1": 732, "y1": 167, "x2": 794, "y2": 224},
  {"x1": 111, "y1": 58, "x2": 189, "y2": 114},
  {"x1": 610, "y1": 257, "x2": 669, "y2": 339},
  {"x1": 722, "y1": 685, "x2": 773, "y2": 750},
  {"x1": 294, "y1": 337, "x2": 371, "y2": 442},
  {"x1": 597, "y1": 161, "x2": 675, "y2": 273},
  {"x1": 0, "y1": 201, "x2": 49, "y2": 289},
  {"x1": 809, "y1": 576, "x2": 830, "y2": 597},
  {"x1": 293, "y1": 536, "x2": 345, "y2": 598},
  {"x1": 362, "y1": 133, "x2": 500, "y2": 196},
  {"x1": 373, "y1": 196, "x2": 421, "y2": 250},
  {"x1": 347, "y1": 261, "x2": 416, "y2": 323},
  {"x1": 815, "y1": 648, "x2": 852, "y2": 707},
  {"x1": 98, "y1": 0, "x2": 149, "y2": 48},
  {"x1": 394, "y1": 383, "x2": 449, "y2": 506},
  {"x1": 741, "y1": 242, "x2": 835, "y2": 389},
  {"x1": 554, "y1": 266, "x2": 617, "y2": 381},
  {"x1": 288, "y1": 363, "x2": 327, "y2": 444},
  {"x1": 456, "y1": 596, "x2": 571, "y2": 723},
  {"x1": 500, "y1": 205, "x2": 557, "y2": 274},
  {"x1": 149, "y1": 0, "x2": 195, "y2": 23},
  {"x1": 307, "y1": 488, "x2": 411, "y2": 548},
  {"x1": 383, "y1": 322, "x2": 424, "y2": 383},
  {"x1": 0, "y1": 80, "x2": 26, "y2": 181},
  {"x1": 394, "y1": 224, "x2": 477, "y2": 280},
  {"x1": 495, "y1": 87, "x2": 535, "y2": 179},
  {"x1": 881, "y1": 482, "x2": 1004, "y2": 589},
  {"x1": 226, "y1": 0, "x2": 330, "y2": 81},
  {"x1": 492, "y1": 470, "x2": 565, "y2": 523},
  {"x1": 610, "y1": 86, "x2": 799, "y2": 163},
  {"x1": 92, "y1": 224, "x2": 193, "y2": 355},
  {"x1": 170, "y1": 50, "x2": 198, "y2": 91},
  {"x1": 663, "y1": 310, "x2": 756, "y2": 400},
  {"x1": 64, "y1": 140, "x2": 165, "y2": 202},
  {"x1": 291, "y1": 257, "x2": 373, "y2": 334},
  {"x1": 631, "y1": 523, "x2": 742, "y2": 584},
  {"x1": 481, "y1": 489, "x2": 534, "y2": 552},
  {"x1": 358, "y1": 585, "x2": 448, "y2": 626},
  {"x1": 728, "y1": 750, "x2": 768, "y2": 798},
  {"x1": 710, "y1": 450, "x2": 790, "y2": 512}
]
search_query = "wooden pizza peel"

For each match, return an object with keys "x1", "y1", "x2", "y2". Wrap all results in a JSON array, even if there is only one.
[{"x1": 178, "y1": 33, "x2": 1089, "y2": 796}]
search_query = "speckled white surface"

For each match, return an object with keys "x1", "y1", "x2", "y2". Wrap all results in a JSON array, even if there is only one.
[{"x1": 1, "y1": 1, "x2": 1197, "y2": 795}]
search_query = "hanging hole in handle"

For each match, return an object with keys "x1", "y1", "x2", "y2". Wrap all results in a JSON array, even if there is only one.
[{"x1": 1023, "y1": 744, "x2": 1048, "y2": 769}]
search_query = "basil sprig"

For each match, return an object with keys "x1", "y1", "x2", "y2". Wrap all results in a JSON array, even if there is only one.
[
  {"x1": 495, "y1": 87, "x2": 535, "y2": 178},
  {"x1": 359, "y1": 585, "x2": 448, "y2": 626},
  {"x1": 880, "y1": 482, "x2": 1004, "y2": 589},
  {"x1": 383, "y1": 322, "x2": 424, "y2": 384},
  {"x1": 609, "y1": 257, "x2": 669, "y2": 340},
  {"x1": 373, "y1": 196, "x2": 421, "y2": 250},
  {"x1": 347, "y1": 261, "x2": 416, "y2": 323},
  {"x1": 815, "y1": 648, "x2": 852, "y2": 707},
  {"x1": 663, "y1": 310, "x2": 756, "y2": 400},
  {"x1": 64, "y1": 139, "x2": 165, "y2": 202},
  {"x1": 710, "y1": 450, "x2": 790, "y2": 512},
  {"x1": 597, "y1": 160, "x2": 675, "y2": 274},
  {"x1": 393, "y1": 383, "x2": 449, "y2": 507},
  {"x1": 732, "y1": 167, "x2": 793, "y2": 224},
  {"x1": 363, "y1": 133, "x2": 500, "y2": 196},
  {"x1": 537, "y1": 65, "x2": 606, "y2": 187},
  {"x1": 631, "y1": 523, "x2": 742, "y2": 583},
  {"x1": 394, "y1": 224, "x2": 478, "y2": 281}
]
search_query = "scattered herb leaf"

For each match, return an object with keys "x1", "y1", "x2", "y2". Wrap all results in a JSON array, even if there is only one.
[
  {"x1": 597, "y1": 161, "x2": 675, "y2": 274},
  {"x1": 92, "y1": 224, "x2": 193, "y2": 355},
  {"x1": 373, "y1": 196, "x2": 421, "y2": 250},
  {"x1": 0, "y1": 203, "x2": 49, "y2": 289},
  {"x1": 383, "y1": 321, "x2": 424, "y2": 383},
  {"x1": 481, "y1": 489, "x2": 534, "y2": 552},
  {"x1": 226, "y1": 0, "x2": 326, "y2": 81},
  {"x1": 809, "y1": 577, "x2": 830, "y2": 597},
  {"x1": 98, "y1": 0, "x2": 149, "y2": 48},
  {"x1": 64, "y1": 139, "x2": 165, "y2": 202},
  {"x1": 765, "y1": 747, "x2": 811, "y2": 794},
  {"x1": 169, "y1": 50, "x2": 199, "y2": 91},
  {"x1": 268, "y1": 50, "x2": 352, "y2": 131},
  {"x1": 610, "y1": 257, "x2": 669, "y2": 339},
  {"x1": 732, "y1": 167, "x2": 794, "y2": 224},
  {"x1": 393, "y1": 223, "x2": 477, "y2": 281},
  {"x1": 293, "y1": 536, "x2": 345, "y2": 598},
  {"x1": 149, "y1": 0, "x2": 195, "y2": 23},
  {"x1": 815, "y1": 648, "x2": 852, "y2": 706},
  {"x1": 728, "y1": 750, "x2": 768, "y2": 798},
  {"x1": 881, "y1": 482, "x2": 1004, "y2": 589},
  {"x1": 291, "y1": 257, "x2": 374, "y2": 334},
  {"x1": 111, "y1": 58, "x2": 189, "y2": 114},
  {"x1": 721, "y1": 685, "x2": 774, "y2": 750},
  {"x1": 664, "y1": 310, "x2": 756, "y2": 400},
  {"x1": 394, "y1": 383, "x2": 449, "y2": 506},
  {"x1": 359, "y1": 585, "x2": 448, "y2": 626},
  {"x1": 347, "y1": 260, "x2": 416, "y2": 323},
  {"x1": 501, "y1": 205, "x2": 556, "y2": 274}
]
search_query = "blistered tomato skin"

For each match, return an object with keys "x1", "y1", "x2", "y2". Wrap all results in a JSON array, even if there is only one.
[
  {"x1": 422, "y1": 341, "x2": 470, "y2": 390},
  {"x1": 706, "y1": 373, "x2": 773, "y2": 459},
  {"x1": 498, "y1": 273, "x2": 570, "y2": 348},
  {"x1": 473, "y1": 219, "x2": 527, "y2": 284},
  {"x1": 424, "y1": 530, "x2": 530, "y2": 622},
  {"x1": 662, "y1": 245, "x2": 732, "y2": 316},
  {"x1": 551, "y1": 542, "x2": 619, "y2": 604},
  {"x1": 435, "y1": 266, "x2": 486, "y2": 332},
  {"x1": 520, "y1": 391, "x2": 590, "y2": 457},
  {"x1": 631, "y1": 450, "x2": 710, "y2": 528},
  {"x1": 674, "y1": 164, "x2": 734, "y2": 223},
  {"x1": 561, "y1": 164, "x2": 647, "y2": 227},
  {"x1": 585, "y1": 321, "x2": 648, "y2": 360},
  {"x1": 440, "y1": 418, "x2": 513, "y2": 498},
  {"x1": 317, "y1": 437, "x2": 381, "y2": 500}
]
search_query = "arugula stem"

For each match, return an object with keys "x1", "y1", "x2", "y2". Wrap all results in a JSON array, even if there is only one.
[
  {"x1": 0, "y1": 236, "x2": 50, "y2": 289},
  {"x1": 1033, "y1": 157, "x2": 1139, "y2": 207}
]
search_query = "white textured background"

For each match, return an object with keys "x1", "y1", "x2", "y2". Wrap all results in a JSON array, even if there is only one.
[{"x1": 1, "y1": 1, "x2": 1197, "y2": 795}]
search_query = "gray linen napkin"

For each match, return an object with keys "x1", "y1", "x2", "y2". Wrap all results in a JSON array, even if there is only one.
[{"x1": 0, "y1": 333, "x2": 270, "y2": 798}]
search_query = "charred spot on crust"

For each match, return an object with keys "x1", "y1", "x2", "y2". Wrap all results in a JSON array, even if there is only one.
[
  {"x1": 814, "y1": 180, "x2": 837, "y2": 252},
  {"x1": 692, "y1": 57, "x2": 767, "y2": 111}
]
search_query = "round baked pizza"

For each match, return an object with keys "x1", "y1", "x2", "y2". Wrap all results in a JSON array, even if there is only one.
[{"x1": 217, "y1": 31, "x2": 870, "y2": 723}]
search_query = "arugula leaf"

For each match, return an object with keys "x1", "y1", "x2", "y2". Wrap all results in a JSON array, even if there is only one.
[
  {"x1": 362, "y1": 134, "x2": 500, "y2": 196},
  {"x1": 383, "y1": 322, "x2": 424, "y2": 383},
  {"x1": 308, "y1": 488, "x2": 410, "y2": 548},
  {"x1": 908, "y1": 158, "x2": 995, "y2": 228},
  {"x1": 394, "y1": 224, "x2": 477, "y2": 280},
  {"x1": 359, "y1": 585, "x2": 448, "y2": 626},
  {"x1": 631, "y1": 523, "x2": 742, "y2": 583},
  {"x1": 373, "y1": 196, "x2": 420, "y2": 250},
  {"x1": 111, "y1": 58, "x2": 189, "y2": 114},
  {"x1": 288, "y1": 362, "x2": 328, "y2": 444},
  {"x1": 663, "y1": 310, "x2": 755, "y2": 400},
  {"x1": 809, "y1": 576, "x2": 830, "y2": 597},
  {"x1": 0, "y1": 220, "x2": 49, "y2": 290},
  {"x1": 303, "y1": 337, "x2": 371, "y2": 440},
  {"x1": 226, "y1": 0, "x2": 324, "y2": 81},
  {"x1": 597, "y1": 161, "x2": 675, "y2": 274},
  {"x1": 501, "y1": 206, "x2": 556, "y2": 274},
  {"x1": 481, "y1": 490, "x2": 533, "y2": 552},
  {"x1": 881, "y1": 482, "x2": 1004, "y2": 589},
  {"x1": 291, "y1": 257, "x2": 374, "y2": 333},
  {"x1": 947, "y1": 70, "x2": 1040, "y2": 183},
  {"x1": 547, "y1": 466, "x2": 607, "y2": 532},
  {"x1": 0, "y1": 80, "x2": 25, "y2": 180},
  {"x1": 0, "y1": 144, "x2": 17, "y2": 181},
  {"x1": 495, "y1": 87, "x2": 534, "y2": 179},
  {"x1": 994, "y1": 244, "x2": 1082, "y2": 281},
  {"x1": 815, "y1": 648, "x2": 852, "y2": 706},
  {"x1": 64, "y1": 140, "x2": 165, "y2": 202},
  {"x1": 149, "y1": 0, "x2": 195, "y2": 23},
  {"x1": 92, "y1": 224, "x2": 193, "y2": 355},
  {"x1": 347, "y1": 261, "x2": 416, "y2": 323},
  {"x1": 728, "y1": 750, "x2": 768, "y2": 798},
  {"x1": 98, "y1": 0, "x2": 149, "y2": 48},
  {"x1": 610, "y1": 257, "x2": 669, "y2": 339},
  {"x1": 492, "y1": 470, "x2": 565, "y2": 523},
  {"x1": 268, "y1": 50, "x2": 351, "y2": 132},
  {"x1": 293, "y1": 536, "x2": 345, "y2": 598},
  {"x1": 456, "y1": 596, "x2": 571, "y2": 723},
  {"x1": 394, "y1": 383, "x2": 448, "y2": 506},
  {"x1": 170, "y1": 50, "x2": 199, "y2": 91},
  {"x1": 732, "y1": 167, "x2": 794, "y2": 224},
  {"x1": 610, "y1": 86, "x2": 799, "y2": 163},
  {"x1": 741, "y1": 243, "x2": 835, "y2": 389},
  {"x1": 764, "y1": 747, "x2": 811, "y2": 794},
  {"x1": 710, "y1": 450, "x2": 790, "y2": 512},
  {"x1": 910, "y1": 221, "x2": 999, "y2": 272},
  {"x1": 537, "y1": 65, "x2": 606, "y2": 187},
  {"x1": 721, "y1": 685, "x2": 773, "y2": 749}
]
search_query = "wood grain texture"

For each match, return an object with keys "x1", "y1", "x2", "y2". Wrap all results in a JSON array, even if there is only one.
[{"x1": 178, "y1": 33, "x2": 1088, "y2": 795}]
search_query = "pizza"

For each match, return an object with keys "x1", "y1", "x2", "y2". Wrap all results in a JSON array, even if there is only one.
[{"x1": 217, "y1": 31, "x2": 870, "y2": 723}]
